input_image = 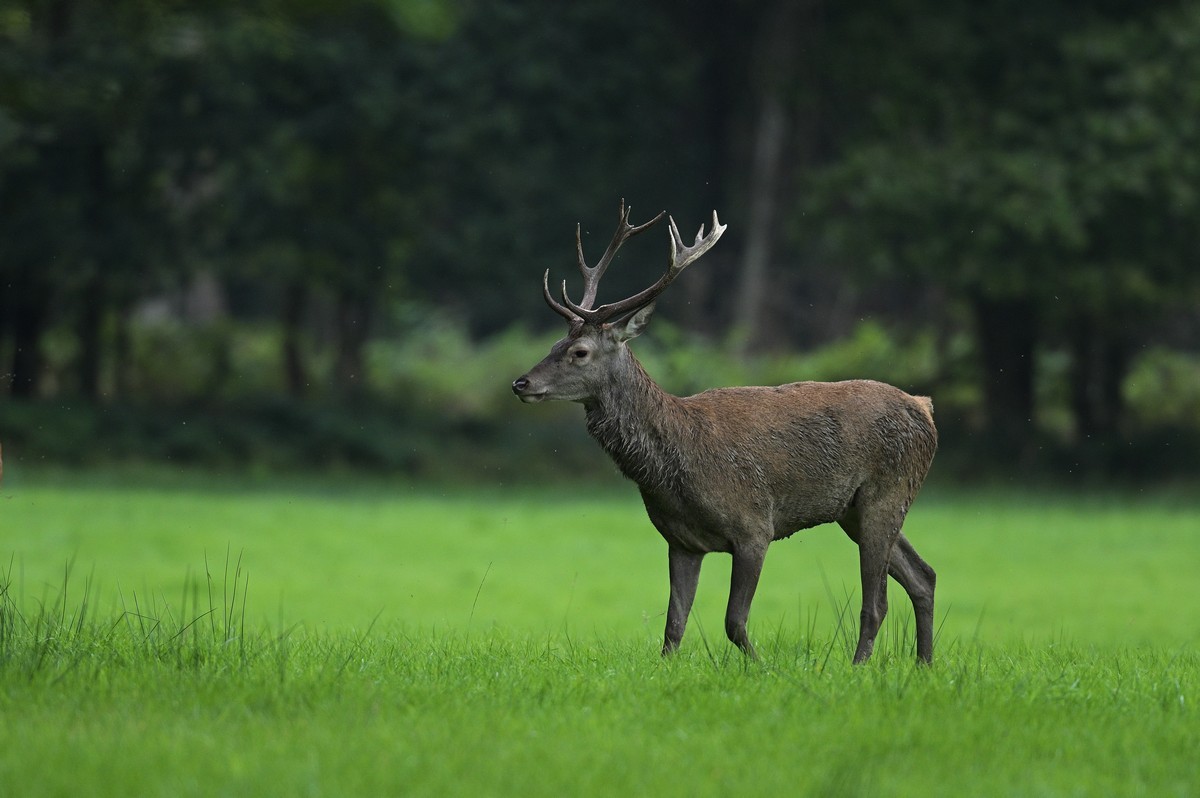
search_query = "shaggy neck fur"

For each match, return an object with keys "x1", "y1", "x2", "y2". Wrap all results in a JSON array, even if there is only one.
[{"x1": 583, "y1": 348, "x2": 690, "y2": 493}]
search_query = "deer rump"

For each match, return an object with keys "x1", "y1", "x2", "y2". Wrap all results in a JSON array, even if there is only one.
[{"x1": 587, "y1": 378, "x2": 937, "y2": 555}]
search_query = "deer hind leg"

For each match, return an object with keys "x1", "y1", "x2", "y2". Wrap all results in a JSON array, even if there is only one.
[
  {"x1": 840, "y1": 502, "x2": 903, "y2": 664},
  {"x1": 887, "y1": 534, "x2": 937, "y2": 664},
  {"x1": 662, "y1": 547, "x2": 704, "y2": 656},
  {"x1": 725, "y1": 543, "x2": 767, "y2": 660},
  {"x1": 853, "y1": 538, "x2": 893, "y2": 664}
]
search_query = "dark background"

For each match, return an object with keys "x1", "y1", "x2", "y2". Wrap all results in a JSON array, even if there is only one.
[{"x1": 1, "y1": 0, "x2": 1198, "y2": 482}]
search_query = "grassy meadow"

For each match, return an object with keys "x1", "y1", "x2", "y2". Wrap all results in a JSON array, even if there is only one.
[{"x1": 1, "y1": 469, "x2": 1197, "y2": 796}]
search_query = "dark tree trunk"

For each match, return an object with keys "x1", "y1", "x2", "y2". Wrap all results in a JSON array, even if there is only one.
[
  {"x1": 972, "y1": 294, "x2": 1037, "y2": 446},
  {"x1": 10, "y1": 273, "x2": 50, "y2": 399},
  {"x1": 334, "y1": 288, "x2": 371, "y2": 398},
  {"x1": 75, "y1": 115, "x2": 111, "y2": 401},
  {"x1": 76, "y1": 273, "x2": 106, "y2": 400},
  {"x1": 1069, "y1": 318, "x2": 1130, "y2": 441},
  {"x1": 0, "y1": 275, "x2": 8, "y2": 395},
  {"x1": 9, "y1": 0, "x2": 72, "y2": 398},
  {"x1": 731, "y1": 0, "x2": 814, "y2": 349},
  {"x1": 281, "y1": 280, "x2": 309, "y2": 397},
  {"x1": 676, "y1": 0, "x2": 738, "y2": 334},
  {"x1": 732, "y1": 94, "x2": 786, "y2": 346},
  {"x1": 113, "y1": 303, "x2": 132, "y2": 398}
]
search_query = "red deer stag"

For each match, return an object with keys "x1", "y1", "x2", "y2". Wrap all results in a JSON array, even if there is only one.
[{"x1": 512, "y1": 201, "x2": 938, "y2": 664}]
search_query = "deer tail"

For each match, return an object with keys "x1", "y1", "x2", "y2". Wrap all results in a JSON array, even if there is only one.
[{"x1": 914, "y1": 396, "x2": 934, "y2": 424}]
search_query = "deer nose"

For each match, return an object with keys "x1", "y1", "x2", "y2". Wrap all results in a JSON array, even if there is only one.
[{"x1": 512, "y1": 376, "x2": 530, "y2": 394}]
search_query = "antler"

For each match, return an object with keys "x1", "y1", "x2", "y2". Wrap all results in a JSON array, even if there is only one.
[
  {"x1": 543, "y1": 200, "x2": 664, "y2": 326},
  {"x1": 543, "y1": 201, "x2": 726, "y2": 328},
  {"x1": 579, "y1": 199, "x2": 665, "y2": 308}
]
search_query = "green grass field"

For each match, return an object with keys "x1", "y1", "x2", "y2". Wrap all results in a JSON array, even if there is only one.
[{"x1": 2, "y1": 470, "x2": 1198, "y2": 796}]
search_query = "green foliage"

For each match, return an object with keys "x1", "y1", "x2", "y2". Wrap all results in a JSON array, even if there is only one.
[
  {"x1": 796, "y1": 2, "x2": 1200, "y2": 448},
  {"x1": 4, "y1": 312, "x2": 1200, "y2": 479},
  {"x1": 401, "y1": 0, "x2": 710, "y2": 330},
  {"x1": 368, "y1": 317, "x2": 556, "y2": 422},
  {"x1": 639, "y1": 319, "x2": 940, "y2": 397},
  {"x1": 1126, "y1": 348, "x2": 1200, "y2": 428},
  {"x1": 810, "y1": 3, "x2": 1200, "y2": 309}
]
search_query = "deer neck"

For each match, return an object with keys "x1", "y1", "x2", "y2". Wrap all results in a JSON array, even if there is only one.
[{"x1": 584, "y1": 349, "x2": 687, "y2": 492}]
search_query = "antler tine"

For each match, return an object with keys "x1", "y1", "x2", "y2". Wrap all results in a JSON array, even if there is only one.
[
  {"x1": 563, "y1": 209, "x2": 727, "y2": 325},
  {"x1": 668, "y1": 209, "x2": 726, "y2": 274},
  {"x1": 575, "y1": 199, "x2": 666, "y2": 310},
  {"x1": 542, "y1": 269, "x2": 582, "y2": 326}
]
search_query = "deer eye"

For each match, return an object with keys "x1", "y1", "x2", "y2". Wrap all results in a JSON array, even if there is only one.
[{"x1": 571, "y1": 348, "x2": 589, "y2": 359}]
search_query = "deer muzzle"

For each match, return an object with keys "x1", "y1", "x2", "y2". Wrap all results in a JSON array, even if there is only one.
[{"x1": 511, "y1": 375, "x2": 547, "y2": 403}]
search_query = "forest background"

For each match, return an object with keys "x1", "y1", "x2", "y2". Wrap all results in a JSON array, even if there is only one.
[{"x1": 2, "y1": 0, "x2": 1199, "y2": 484}]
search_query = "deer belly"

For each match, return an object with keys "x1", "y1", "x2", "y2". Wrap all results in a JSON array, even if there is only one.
[
  {"x1": 639, "y1": 491, "x2": 742, "y2": 554},
  {"x1": 771, "y1": 491, "x2": 856, "y2": 540},
  {"x1": 662, "y1": 525, "x2": 738, "y2": 553}
]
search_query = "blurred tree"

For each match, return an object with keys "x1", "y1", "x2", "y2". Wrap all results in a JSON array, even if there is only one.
[
  {"x1": 3, "y1": 0, "x2": 1198, "y2": 477},
  {"x1": 0, "y1": 0, "x2": 197, "y2": 399},
  {"x1": 193, "y1": 1, "x2": 424, "y2": 398},
  {"x1": 184, "y1": 0, "x2": 711, "y2": 395},
  {"x1": 402, "y1": 0, "x2": 712, "y2": 335},
  {"x1": 0, "y1": 0, "x2": 79, "y2": 397},
  {"x1": 729, "y1": 0, "x2": 826, "y2": 350},
  {"x1": 1054, "y1": 7, "x2": 1200, "y2": 437},
  {"x1": 804, "y1": 1, "x2": 1200, "y2": 447},
  {"x1": 0, "y1": 0, "x2": 713, "y2": 397}
]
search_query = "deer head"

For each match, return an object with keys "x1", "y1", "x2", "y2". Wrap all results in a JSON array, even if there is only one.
[{"x1": 512, "y1": 200, "x2": 726, "y2": 404}]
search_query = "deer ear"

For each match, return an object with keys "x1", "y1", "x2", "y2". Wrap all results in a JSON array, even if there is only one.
[{"x1": 612, "y1": 302, "x2": 656, "y2": 342}]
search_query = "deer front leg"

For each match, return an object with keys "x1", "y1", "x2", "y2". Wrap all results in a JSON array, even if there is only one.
[
  {"x1": 663, "y1": 547, "x2": 703, "y2": 655},
  {"x1": 726, "y1": 544, "x2": 767, "y2": 660}
]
